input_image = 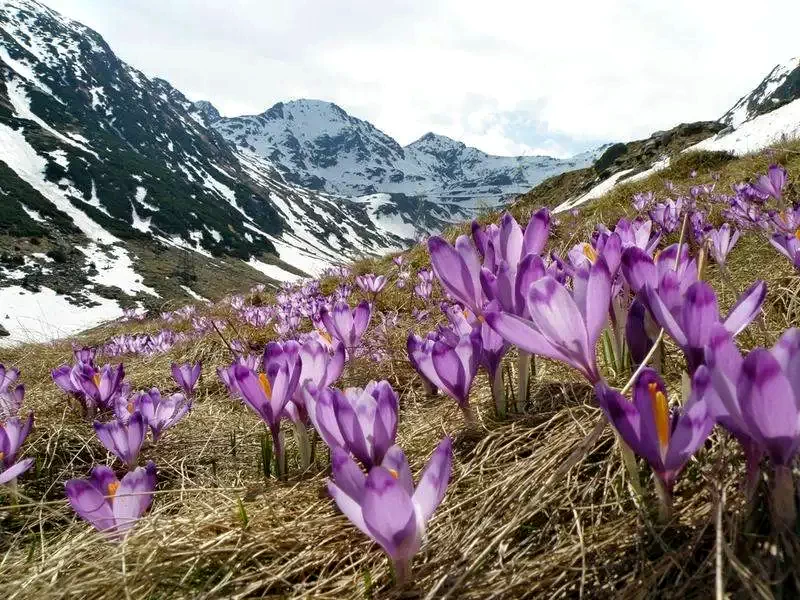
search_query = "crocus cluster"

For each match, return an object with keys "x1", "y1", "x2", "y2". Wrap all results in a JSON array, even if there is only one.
[
  {"x1": 0, "y1": 365, "x2": 34, "y2": 486},
  {"x1": 52, "y1": 348, "x2": 128, "y2": 418}
]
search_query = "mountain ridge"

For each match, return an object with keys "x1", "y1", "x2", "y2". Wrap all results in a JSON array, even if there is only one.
[{"x1": 203, "y1": 97, "x2": 607, "y2": 207}]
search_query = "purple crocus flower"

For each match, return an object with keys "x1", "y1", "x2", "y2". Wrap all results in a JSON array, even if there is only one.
[
  {"x1": 643, "y1": 279, "x2": 765, "y2": 373},
  {"x1": 0, "y1": 413, "x2": 35, "y2": 484},
  {"x1": 356, "y1": 274, "x2": 387, "y2": 294},
  {"x1": 426, "y1": 328, "x2": 481, "y2": 418},
  {"x1": 770, "y1": 232, "x2": 800, "y2": 270},
  {"x1": 76, "y1": 363, "x2": 126, "y2": 411},
  {"x1": 304, "y1": 381, "x2": 398, "y2": 469},
  {"x1": 93, "y1": 412, "x2": 146, "y2": 468},
  {"x1": 138, "y1": 389, "x2": 190, "y2": 442},
  {"x1": 298, "y1": 340, "x2": 345, "y2": 391},
  {"x1": 65, "y1": 461, "x2": 156, "y2": 538},
  {"x1": 632, "y1": 191, "x2": 654, "y2": 212},
  {"x1": 701, "y1": 325, "x2": 763, "y2": 495},
  {"x1": 233, "y1": 362, "x2": 300, "y2": 475},
  {"x1": 396, "y1": 270, "x2": 410, "y2": 288},
  {"x1": 750, "y1": 164, "x2": 787, "y2": 201},
  {"x1": 706, "y1": 223, "x2": 741, "y2": 266},
  {"x1": 417, "y1": 269, "x2": 435, "y2": 284},
  {"x1": 414, "y1": 280, "x2": 432, "y2": 300},
  {"x1": 622, "y1": 245, "x2": 765, "y2": 373},
  {"x1": 705, "y1": 326, "x2": 800, "y2": 526},
  {"x1": 427, "y1": 235, "x2": 485, "y2": 314},
  {"x1": 327, "y1": 437, "x2": 452, "y2": 583},
  {"x1": 769, "y1": 207, "x2": 800, "y2": 235},
  {"x1": 73, "y1": 346, "x2": 97, "y2": 365},
  {"x1": 650, "y1": 198, "x2": 682, "y2": 233},
  {"x1": 0, "y1": 364, "x2": 24, "y2": 420},
  {"x1": 480, "y1": 253, "x2": 547, "y2": 317},
  {"x1": 613, "y1": 217, "x2": 660, "y2": 255},
  {"x1": 320, "y1": 301, "x2": 372, "y2": 350},
  {"x1": 170, "y1": 362, "x2": 201, "y2": 397},
  {"x1": 707, "y1": 327, "x2": 800, "y2": 468},
  {"x1": 0, "y1": 364, "x2": 20, "y2": 393},
  {"x1": 595, "y1": 369, "x2": 713, "y2": 509},
  {"x1": 485, "y1": 257, "x2": 612, "y2": 383},
  {"x1": 392, "y1": 255, "x2": 405, "y2": 267}
]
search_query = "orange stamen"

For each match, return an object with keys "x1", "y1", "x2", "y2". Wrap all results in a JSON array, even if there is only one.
[
  {"x1": 582, "y1": 243, "x2": 597, "y2": 263},
  {"x1": 92, "y1": 374, "x2": 101, "y2": 388},
  {"x1": 0, "y1": 451, "x2": 4, "y2": 462},
  {"x1": 794, "y1": 228, "x2": 800, "y2": 242},
  {"x1": 648, "y1": 382, "x2": 670, "y2": 452},
  {"x1": 127, "y1": 401, "x2": 135, "y2": 414},
  {"x1": 388, "y1": 468, "x2": 399, "y2": 480},
  {"x1": 258, "y1": 373, "x2": 272, "y2": 398},
  {"x1": 107, "y1": 481, "x2": 120, "y2": 497}
]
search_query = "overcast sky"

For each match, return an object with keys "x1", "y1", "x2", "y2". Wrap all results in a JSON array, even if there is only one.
[{"x1": 45, "y1": 0, "x2": 800, "y2": 157}]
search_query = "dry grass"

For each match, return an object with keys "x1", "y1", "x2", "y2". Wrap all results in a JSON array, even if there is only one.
[{"x1": 3, "y1": 143, "x2": 800, "y2": 598}]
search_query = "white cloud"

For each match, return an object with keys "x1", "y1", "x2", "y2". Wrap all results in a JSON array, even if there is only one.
[{"x1": 45, "y1": 0, "x2": 800, "y2": 156}]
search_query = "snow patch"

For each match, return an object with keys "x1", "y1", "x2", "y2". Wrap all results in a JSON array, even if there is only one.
[
  {"x1": 554, "y1": 168, "x2": 635, "y2": 214},
  {"x1": 79, "y1": 243, "x2": 158, "y2": 297},
  {"x1": 131, "y1": 204, "x2": 151, "y2": 233},
  {"x1": 19, "y1": 202, "x2": 45, "y2": 223},
  {"x1": 246, "y1": 257, "x2": 301, "y2": 283},
  {"x1": 180, "y1": 285, "x2": 209, "y2": 302},
  {"x1": 0, "y1": 285, "x2": 122, "y2": 347}
]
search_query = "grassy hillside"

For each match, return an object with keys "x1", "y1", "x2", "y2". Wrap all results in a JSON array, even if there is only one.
[{"x1": 2, "y1": 138, "x2": 800, "y2": 599}]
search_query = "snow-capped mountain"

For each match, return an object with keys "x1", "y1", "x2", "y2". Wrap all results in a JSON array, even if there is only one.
[
  {"x1": 721, "y1": 57, "x2": 800, "y2": 128},
  {"x1": 204, "y1": 98, "x2": 606, "y2": 212},
  {"x1": 0, "y1": 0, "x2": 448, "y2": 343},
  {"x1": 691, "y1": 57, "x2": 800, "y2": 155}
]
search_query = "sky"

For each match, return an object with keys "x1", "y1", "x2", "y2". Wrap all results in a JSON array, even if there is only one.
[{"x1": 45, "y1": 0, "x2": 800, "y2": 158}]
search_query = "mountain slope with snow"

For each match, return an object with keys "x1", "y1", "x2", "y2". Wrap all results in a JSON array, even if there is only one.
[
  {"x1": 721, "y1": 57, "x2": 800, "y2": 128},
  {"x1": 0, "y1": 0, "x2": 428, "y2": 344},
  {"x1": 205, "y1": 98, "x2": 607, "y2": 214}
]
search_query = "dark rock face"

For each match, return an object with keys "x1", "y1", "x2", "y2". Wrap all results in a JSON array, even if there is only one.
[{"x1": 594, "y1": 143, "x2": 628, "y2": 173}]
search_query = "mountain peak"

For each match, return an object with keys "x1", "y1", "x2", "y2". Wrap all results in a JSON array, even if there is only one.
[
  {"x1": 407, "y1": 132, "x2": 467, "y2": 152},
  {"x1": 721, "y1": 57, "x2": 800, "y2": 127},
  {"x1": 260, "y1": 98, "x2": 350, "y2": 122},
  {"x1": 193, "y1": 100, "x2": 221, "y2": 124}
]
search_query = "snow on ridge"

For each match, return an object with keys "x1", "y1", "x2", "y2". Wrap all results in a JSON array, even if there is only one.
[{"x1": 689, "y1": 97, "x2": 800, "y2": 156}]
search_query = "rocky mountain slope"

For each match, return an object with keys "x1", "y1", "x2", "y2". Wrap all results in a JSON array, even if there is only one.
[
  {"x1": 0, "y1": 0, "x2": 450, "y2": 343},
  {"x1": 203, "y1": 98, "x2": 607, "y2": 211},
  {"x1": 721, "y1": 57, "x2": 800, "y2": 128}
]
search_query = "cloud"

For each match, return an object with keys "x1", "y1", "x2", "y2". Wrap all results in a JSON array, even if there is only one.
[{"x1": 45, "y1": 0, "x2": 800, "y2": 156}]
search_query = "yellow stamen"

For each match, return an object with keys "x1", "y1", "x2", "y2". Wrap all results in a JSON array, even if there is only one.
[
  {"x1": 320, "y1": 331, "x2": 332, "y2": 345},
  {"x1": 582, "y1": 243, "x2": 597, "y2": 263},
  {"x1": 388, "y1": 468, "x2": 399, "y2": 480},
  {"x1": 107, "y1": 481, "x2": 119, "y2": 497},
  {"x1": 258, "y1": 373, "x2": 272, "y2": 398},
  {"x1": 794, "y1": 228, "x2": 800, "y2": 241},
  {"x1": 648, "y1": 382, "x2": 670, "y2": 451},
  {"x1": 126, "y1": 401, "x2": 135, "y2": 414},
  {"x1": 92, "y1": 373, "x2": 101, "y2": 388},
  {"x1": 0, "y1": 451, "x2": 4, "y2": 462}
]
